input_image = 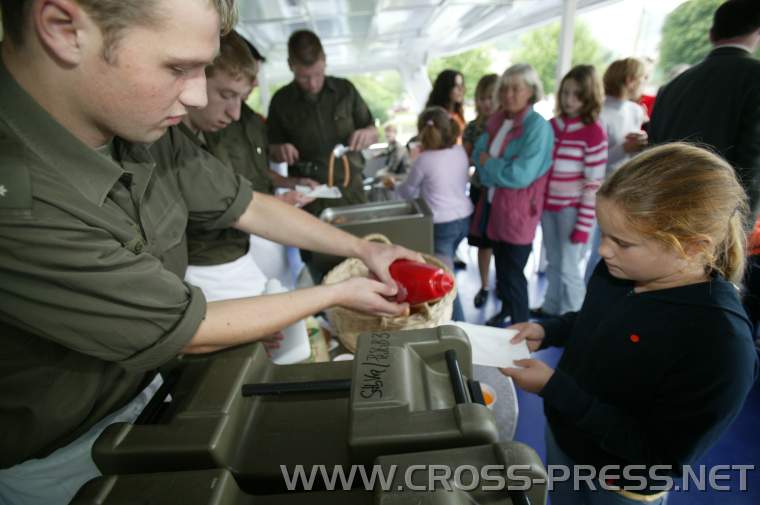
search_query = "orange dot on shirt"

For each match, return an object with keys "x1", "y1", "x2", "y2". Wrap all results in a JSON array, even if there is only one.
[{"x1": 630, "y1": 334, "x2": 640, "y2": 343}]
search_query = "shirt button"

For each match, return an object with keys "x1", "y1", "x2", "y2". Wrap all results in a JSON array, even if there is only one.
[{"x1": 256, "y1": 147, "x2": 262, "y2": 155}]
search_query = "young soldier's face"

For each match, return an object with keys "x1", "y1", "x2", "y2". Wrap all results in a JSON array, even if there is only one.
[
  {"x1": 188, "y1": 70, "x2": 253, "y2": 132},
  {"x1": 81, "y1": 0, "x2": 221, "y2": 143}
]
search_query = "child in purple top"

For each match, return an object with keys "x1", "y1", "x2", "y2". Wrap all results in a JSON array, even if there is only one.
[{"x1": 393, "y1": 106, "x2": 473, "y2": 320}]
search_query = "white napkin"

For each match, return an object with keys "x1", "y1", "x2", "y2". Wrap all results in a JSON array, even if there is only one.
[
  {"x1": 454, "y1": 322, "x2": 531, "y2": 368},
  {"x1": 295, "y1": 184, "x2": 342, "y2": 199}
]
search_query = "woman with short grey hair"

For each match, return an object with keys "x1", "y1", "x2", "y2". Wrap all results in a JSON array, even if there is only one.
[
  {"x1": 470, "y1": 63, "x2": 554, "y2": 326},
  {"x1": 497, "y1": 64, "x2": 545, "y2": 106}
]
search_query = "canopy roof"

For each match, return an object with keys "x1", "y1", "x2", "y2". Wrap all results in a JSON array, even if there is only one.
[{"x1": 237, "y1": 0, "x2": 615, "y2": 82}]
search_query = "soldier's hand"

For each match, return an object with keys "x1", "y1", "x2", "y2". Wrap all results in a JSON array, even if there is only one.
[
  {"x1": 335, "y1": 277, "x2": 410, "y2": 317},
  {"x1": 297, "y1": 177, "x2": 320, "y2": 189},
  {"x1": 348, "y1": 127, "x2": 376, "y2": 151},
  {"x1": 357, "y1": 240, "x2": 425, "y2": 289},
  {"x1": 272, "y1": 143, "x2": 300, "y2": 165},
  {"x1": 278, "y1": 191, "x2": 315, "y2": 208},
  {"x1": 260, "y1": 332, "x2": 284, "y2": 356}
]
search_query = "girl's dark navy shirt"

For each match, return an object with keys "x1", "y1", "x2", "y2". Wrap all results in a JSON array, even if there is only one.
[{"x1": 540, "y1": 262, "x2": 758, "y2": 492}]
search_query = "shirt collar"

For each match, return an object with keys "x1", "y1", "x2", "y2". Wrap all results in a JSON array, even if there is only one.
[
  {"x1": 294, "y1": 75, "x2": 336, "y2": 101},
  {"x1": 0, "y1": 55, "x2": 153, "y2": 207},
  {"x1": 178, "y1": 121, "x2": 205, "y2": 148},
  {"x1": 712, "y1": 42, "x2": 753, "y2": 53}
]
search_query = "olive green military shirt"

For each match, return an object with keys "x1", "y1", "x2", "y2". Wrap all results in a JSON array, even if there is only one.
[
  {"x1": 206, "y1": 104, "x2": 275, "y2": 195},
  {"x1": 0, "y1": 59, "x2": 252, "y2": 468},
  {"x1": 267, "y1": 76, "x2": 373, "y2": 216},
  {"x1": 179, "y1": 105, "x2": 274, "y2": 266}
]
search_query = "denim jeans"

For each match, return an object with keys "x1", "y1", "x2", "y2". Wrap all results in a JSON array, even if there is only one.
[
  {"x1": 545, "y1": 427, "x2": 668, "y2": 505},
  {"x1": 541, "y1": 207, "x2": 587, "y2": 315},
  {"x1": 434, "y1": 217, "x2": 469, "y2": 321}
]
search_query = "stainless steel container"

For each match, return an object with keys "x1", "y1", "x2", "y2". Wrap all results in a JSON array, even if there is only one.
[{"x1": 312, "y1": 198, "x2": 434, "y2": 273}]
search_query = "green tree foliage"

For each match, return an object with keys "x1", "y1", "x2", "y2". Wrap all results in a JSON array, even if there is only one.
[
  {"x1": 658, "y1": 0, "x2": 722, "y2": 76},
  {"x1": 427, "y1": 46, "x2": 494, "y2": 102},
  {"x1": 511, "y1": 20, "x2": 608, "y2": 96},
  {"x1": 348, "y1": 71, "x2": 404, "y2": 124}
]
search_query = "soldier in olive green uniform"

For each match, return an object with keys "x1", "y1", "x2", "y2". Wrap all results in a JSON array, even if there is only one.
[
  {"x1": 178, "y1": 32, "x2": 315, "y2": 299},
  {"x1": 267, "y1": 29, "x2": 379, "y2": 217},
  {"x1": 0, "y1": 3, "x2": 418, "y2": 504}
]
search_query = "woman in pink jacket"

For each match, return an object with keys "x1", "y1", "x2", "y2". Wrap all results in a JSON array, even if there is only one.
[{"x1": 471, "y1": 64, "x2": 554, "y2": 326}]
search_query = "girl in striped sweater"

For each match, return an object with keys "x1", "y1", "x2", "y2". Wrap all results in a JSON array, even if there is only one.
[{"x1": 538, "y1": 65, "x2": 608, "y2": 316}]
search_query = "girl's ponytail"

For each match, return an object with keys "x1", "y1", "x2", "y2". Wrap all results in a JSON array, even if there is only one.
[
  {"x1": 417, "y1": 106, "x2": 455, "y2": 151},
  {"x1": 713, "y1": 211, "x2": 748, "y2": 285}
]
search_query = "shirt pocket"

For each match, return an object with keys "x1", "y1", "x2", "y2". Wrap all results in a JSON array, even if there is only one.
[
  {"x1": 152, "y1": 195, "x2": 187, "y2": 256},
  {"x1": 333, "y1": 98, "x2": 355, "y2": 142},
  {"x1": 140, "y1": 171, "x2": 188, "y2": 258},
  {"x1": 0, "y1": 144, "x2": 34, "y2": 220}
]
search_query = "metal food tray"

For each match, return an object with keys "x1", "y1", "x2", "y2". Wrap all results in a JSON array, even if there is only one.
[
  {"x1": 309, "y1": 198, "x2": 434, "y2": 276},
  {"x1": 320, "y1": 200, "x2": 424, "y2": 225}
]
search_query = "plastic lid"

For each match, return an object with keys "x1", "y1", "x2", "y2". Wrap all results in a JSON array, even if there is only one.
[{"x1": 433, "y1": 272, "x2": 455, "y2": 297}]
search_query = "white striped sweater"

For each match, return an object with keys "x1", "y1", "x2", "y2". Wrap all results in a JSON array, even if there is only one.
[{"x1": 544, "y1": 116, "x2": 608, "y2": 236}]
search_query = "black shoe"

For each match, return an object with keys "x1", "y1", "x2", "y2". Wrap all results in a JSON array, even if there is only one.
[
  {"x1": 529, "y1": 307, "x2": 555, "y2": 320},
  {"x1": 453, "y1": 257, "x2": 467, "y2": 270},
  {"x1": 474, "y1": 288, "x2": 489, "y2": 308},
  {"x1": 485, "y1": 310, "x2": 510, "y2": 328}
]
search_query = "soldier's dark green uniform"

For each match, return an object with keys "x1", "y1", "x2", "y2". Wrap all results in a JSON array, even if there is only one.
[
  {"x1": 267, "y1": 76, "x2": 373, "y2": 216},
  {"x1": 205, "y1": 104, "x2": 275, "y2": 195},
  {"x1": 177, "y1": 104, "x2": 273, "y2": 267},
  {"x1": 0, "y1": 60, "x2": 252, "y2": 469}
]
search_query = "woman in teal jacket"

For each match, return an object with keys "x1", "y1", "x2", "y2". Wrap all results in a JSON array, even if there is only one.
[{"x1": 471, "y1": 64, "x2": 554, "y2": 326}]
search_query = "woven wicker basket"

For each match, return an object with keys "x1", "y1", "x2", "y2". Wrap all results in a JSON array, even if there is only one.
[{"x1": 323, "y1": 234, "x2": 456, "y2": 352}]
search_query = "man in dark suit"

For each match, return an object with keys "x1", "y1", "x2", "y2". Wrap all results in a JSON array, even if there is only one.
[{"x1": 649, "y1": 0, "x2": 760, "y2": 218}]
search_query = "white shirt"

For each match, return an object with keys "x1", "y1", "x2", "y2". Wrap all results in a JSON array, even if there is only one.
[{"x1": 487, "y1": 119, "x2": 514, "y2": 202}]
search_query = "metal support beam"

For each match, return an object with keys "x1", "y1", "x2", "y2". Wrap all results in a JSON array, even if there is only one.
[
  {"x1": 257, "y1": 64, "x2": 271, "y2": 113},
  {"x1": 398, "y1": 61, "x2": 432, "y2": 115},
  {"x1": 556, "y1": 0, "x2": 578, "y2": 93}
]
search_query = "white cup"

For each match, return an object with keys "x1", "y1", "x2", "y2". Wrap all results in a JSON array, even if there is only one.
[{"x1": 265, "y1": 279, "x2": 312, "y2": 365}]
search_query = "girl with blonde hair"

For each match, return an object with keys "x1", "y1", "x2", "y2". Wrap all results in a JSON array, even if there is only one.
[{"x1": 503, "y1": 143, "x2": 758, "y2": 504}]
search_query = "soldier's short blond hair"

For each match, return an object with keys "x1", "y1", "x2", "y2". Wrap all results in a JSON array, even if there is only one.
[{"x1": 1, "y1": 0, "x2": 238, "y2": 61}]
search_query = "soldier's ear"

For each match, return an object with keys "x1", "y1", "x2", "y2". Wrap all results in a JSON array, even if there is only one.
[{"x1": 33, "y1": 0, "x2": 90, "y2": 65}]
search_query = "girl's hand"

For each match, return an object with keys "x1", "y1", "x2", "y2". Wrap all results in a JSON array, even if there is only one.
[
  {"x1": 500, "y1": 359, "x2": 554, "y2": 394},
  {"x1": 569, "y1": 229, "x2": 589, "y2": 244},
  {"x1": 408, "y1": 142, "x2": 422, "y2": 161},
  {"x1": 508, "y1": 322, "x2": 545, "y2": 352},
  {"x1": 479, "y1": 152, "x2": 491, "y2": 166},
  {"x1": 382, "y1": 176, "x2": 396, "y2": 189},
  {"x1": 623, "y1": 131, "x2": 648, "y2": 154}
]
